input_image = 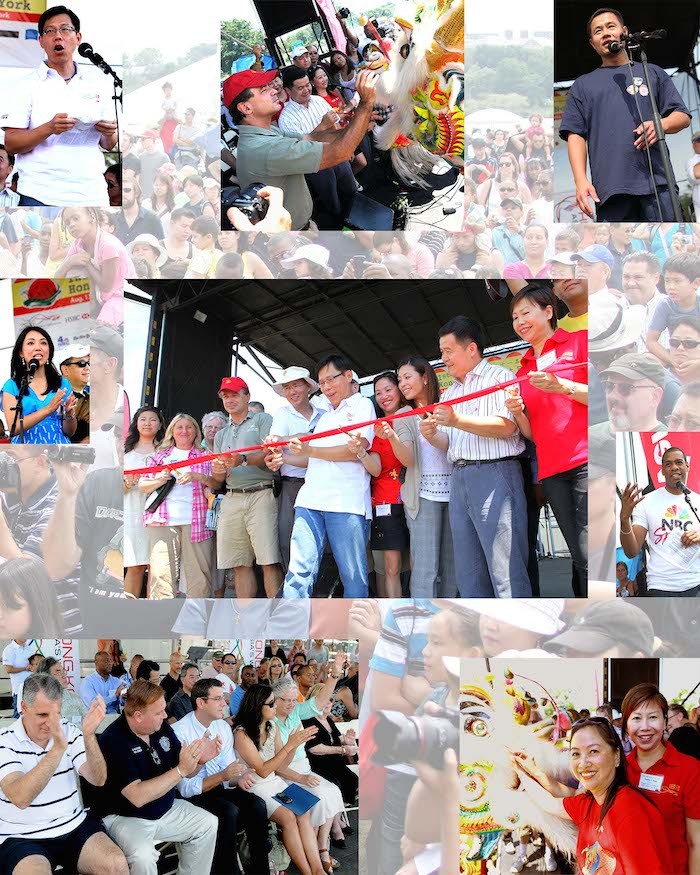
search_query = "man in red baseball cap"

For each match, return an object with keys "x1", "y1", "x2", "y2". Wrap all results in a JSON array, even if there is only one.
[
  {"x1": 222, "y1": 66, "x2": 378, "y2": 230},
  {"x1": 211, "y1": 375, "x2": 282, "y2": 598}
]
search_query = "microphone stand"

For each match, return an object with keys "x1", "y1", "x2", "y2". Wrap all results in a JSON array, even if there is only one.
[
  {"x1": 684, "y1": 491, "x2": 700, "y2": 526},
  {"x1": 9, "y1": 373, "x2": 30, "y2": 444},
  {"x1": 624, "y1": 34, "x2": 684, "y2": 222}
]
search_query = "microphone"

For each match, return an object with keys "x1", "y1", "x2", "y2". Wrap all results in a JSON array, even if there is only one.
[
  {"x1": 78, "y1": 43, "x2": 122, "y2": 87},
  {"x1": 630, "y1": 29, "x2": 667, "y2": 41},
  {"x1": 26, "y1": 359, "x2": 40, "y2": 382},
  {"x1": 608, "y1": 29, "x2": 667, "y2": 52},
  {"x1": 675, "y1": 480, "x2": 691, "y2": 495}
]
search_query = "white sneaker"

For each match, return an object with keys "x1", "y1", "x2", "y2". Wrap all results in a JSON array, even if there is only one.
[
  {"x1": 510, "y1": 856, "x2": 527, "y2": 873},
  {"x1": 544, "y1": 846, "x2": 557, "y2": 872}
]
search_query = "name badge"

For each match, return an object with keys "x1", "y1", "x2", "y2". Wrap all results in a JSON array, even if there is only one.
[
  {"x1": 536, "y1": 350, "x2": 556, "y2": 371},
  {"x1": 376, "y1": 504, "x2": 392, "y2": 517},
  {"x1": 639, "y1": 772, "x2": 664, "y2": 792}
]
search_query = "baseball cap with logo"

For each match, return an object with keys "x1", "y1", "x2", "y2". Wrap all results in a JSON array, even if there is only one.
[
  {"x1": 218, "y1": 376, "x2": 249, "y2": 395},
  {"x1": 290, "y1": 45, "x2": 311, "y2": 60},
  {"x1": 545, "y1": 601, "x2": 654, "y2": 656},
  {"x1": 599, "y1": 352, "x2": 666, "y2": 387},
  {"x1": 58, "y1": 343, "x2": 89, "y2": 367},
  {"x1": 223, "y1": 69, "x2": 278, "y2": 109}
]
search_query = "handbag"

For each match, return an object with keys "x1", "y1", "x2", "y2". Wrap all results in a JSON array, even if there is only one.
[{"x1": 144, "y1": 474, "x2": 176, "y2": 513}]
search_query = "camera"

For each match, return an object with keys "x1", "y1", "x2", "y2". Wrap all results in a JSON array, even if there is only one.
[
  {"x1": 0, "y1": 453, "x2": 21, "y2": 491},
  {"x1": 338, "y1": 7, "x2": 351, "y2": 18},
  {"x1": 371, "y1": 706, "x2": 458, "y2": 770},
  {"x1": 47, "y1": 445, "x2": 96, "y2": 465},
  {"x1": 221, "y1": 183, "x2": 269, "y2": 230}
]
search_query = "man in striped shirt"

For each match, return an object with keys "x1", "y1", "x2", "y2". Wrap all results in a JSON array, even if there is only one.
[
  {"x1": 0, "y1": 673, "x2": 128, "y2": 874},
  {"x1": 424, "y1": 315, "x2": 532, "y2": 598},
  {"x1": 278, "y1": 66, "x2": 357, "y2": 230}
]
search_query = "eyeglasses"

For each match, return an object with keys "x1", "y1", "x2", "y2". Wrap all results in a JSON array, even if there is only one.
[
  {"x1": 669, "y1": 338, "x2": 700, "y2": 350},
  {"x1": 42, "y1": 26, "x2": 77, "y2": 35},
  {"x1": 318, "y1": 373, "x2": 345, "y2": 388},
  {"x1": 205, "y1": 695, "x2": 226, "y2": 703},
  {"x1": 602, "y1": 381, "x2": 658, "y2": 396},
  {"x1": 667, "y1": 414, "x2": 700, "y2": 430},
  {"x1": 66, "y1": 360, "x2": 89, "y2": 368}
]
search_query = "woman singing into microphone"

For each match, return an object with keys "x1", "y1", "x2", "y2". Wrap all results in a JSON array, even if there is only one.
[{"x1": 1, "y1": 326, "x2": 77, "y2": 444}]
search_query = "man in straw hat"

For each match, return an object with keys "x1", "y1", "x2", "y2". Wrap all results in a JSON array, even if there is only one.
[{"x1": 263, "y1": 366, "x2": 324, "y2": 572}]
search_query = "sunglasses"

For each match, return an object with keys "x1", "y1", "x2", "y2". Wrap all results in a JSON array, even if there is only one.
[
  {"x1": 264, "y1": 698, "x2": 275, "y2": 707},
  {"x1": 223, "y1": 660, "x2": 236, "y2": 665},
  {"x1": 602, "y1": 381, "x2": 658, "y2": 396},
  {"x1": 669, "y1": 338, "x2": 700, "y2": 350},
  {"x1": 67, "y1": 360, "x2": 90, "y2": 368}
]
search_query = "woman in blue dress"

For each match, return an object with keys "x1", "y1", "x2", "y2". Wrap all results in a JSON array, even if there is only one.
[{"x1": 2, "y1": 326, "x2": 77, "y2": 444}]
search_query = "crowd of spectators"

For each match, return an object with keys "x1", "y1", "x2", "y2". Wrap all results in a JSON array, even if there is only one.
[{"x1": 0, "y1": 637, "x2": 358, "y2": 874}]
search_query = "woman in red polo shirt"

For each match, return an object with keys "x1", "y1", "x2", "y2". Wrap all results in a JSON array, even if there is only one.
[
  {"x1": 506, "y1": 284, "x2": 588, "y2": 594},
  {"x1": 622, "y1": 683, "x2": 700, "y2": 875},
  {"x1": 348, "y1": 371, "x2": 411, "y2": 598},
  {"x1": 515, "y1": 716, "x2": 672, "y2": 874}
]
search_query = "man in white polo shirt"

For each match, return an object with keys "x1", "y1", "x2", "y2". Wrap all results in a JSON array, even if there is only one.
[
  {"x1": 2, "y1": 638, "x2": 37, "y2": 717},
  {"x1": 277, "y1": 65, "x2": 357, "y2": 230},
  {"x1": 0, "y1": 674, "x2": 128, "y2": 874},
  {"x1": 1, "y1": 5, "x2": 118, "y2": 207},
  {"x1": 281, "y1": 353, "x2": 374, "y2": 598},
  {"x1": 264, "y1": 365, "x2": 325, "y2": 571},
  {"x1": 172, "y1": 677, "x2": 268, "y2": 875}
]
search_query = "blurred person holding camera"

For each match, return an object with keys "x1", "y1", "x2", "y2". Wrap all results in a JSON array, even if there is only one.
[{"x1": 0, "y1": 445, "x2": 81, "y2": 633}]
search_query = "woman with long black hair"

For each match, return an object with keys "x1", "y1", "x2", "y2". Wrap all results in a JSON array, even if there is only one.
[
  {"x1": 233, "y1": 685, "x2": 323, "y2": 875},
  {"x1": 2, "y1": 325, "x2": 76, "y2": 444}
]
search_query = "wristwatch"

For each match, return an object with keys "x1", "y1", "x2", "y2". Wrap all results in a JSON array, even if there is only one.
[{"x1": 240, "y1": 454, "x2": 248, "y2": 466}]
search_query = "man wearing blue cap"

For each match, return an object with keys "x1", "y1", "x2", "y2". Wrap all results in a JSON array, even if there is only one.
[{"x1": 572, "y1": 244, "x2": 625, "y2": 307}]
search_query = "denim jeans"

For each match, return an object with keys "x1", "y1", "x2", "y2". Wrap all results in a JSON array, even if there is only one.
[
  {"x1": 12, "y1": 694, "x2": 18, "y2": 719},
  {"x1": 283, "y1": 507, "x2": 370, "y2": 598}
]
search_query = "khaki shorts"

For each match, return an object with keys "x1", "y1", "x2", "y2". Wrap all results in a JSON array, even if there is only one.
[{"x1": 217, "y1": 488, "x2": 281, "y2": 568}]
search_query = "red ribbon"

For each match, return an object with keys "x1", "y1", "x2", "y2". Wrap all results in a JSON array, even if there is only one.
[{"x1": 123, "y1": 360, "x2": 587, "y2": 476}]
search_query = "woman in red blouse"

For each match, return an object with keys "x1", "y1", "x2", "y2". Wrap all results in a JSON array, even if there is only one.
[
  {"x1": 348, "y1": 371, "x2": 411, "y2": 597},
  {"x1": 516, "y1": 717, "x2": 672, "y2": 875},
  {"x1": 506, "y1": 284, "x2": 588, "y2": 594},
  {"x1": 622, "y1": 683, "x2": 700, "y2": 875}
]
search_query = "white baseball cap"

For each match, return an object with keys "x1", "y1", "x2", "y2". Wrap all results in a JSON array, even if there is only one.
[
  {"x1": 58, "y1": 343, "x2": 90, "y2": 367},
  {"x1": 280, "y1": 244, "x2": 330, "y2": 270},
  {"x1": 447, "y1": 599, "x2": 566, "y2": 636}
]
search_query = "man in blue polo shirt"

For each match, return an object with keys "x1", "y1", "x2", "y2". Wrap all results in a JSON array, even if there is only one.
[
  {"x1": 560, "y1": 7, "x2": 690, "y2": 221},
  {"x1": 96, "y1": 680, "x2": 217, "y2": 874}
]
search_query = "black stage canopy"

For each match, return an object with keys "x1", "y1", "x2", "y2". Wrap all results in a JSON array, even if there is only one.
[
  {"x1": 554, "y1": 0, "x2": 700, "y2": 83},
  {"x1": 128, "y1": 279, "x2": 518, "y2": 419}
]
